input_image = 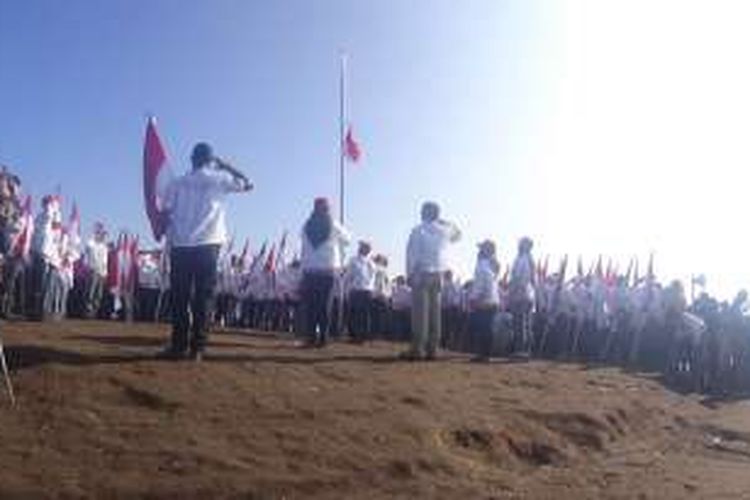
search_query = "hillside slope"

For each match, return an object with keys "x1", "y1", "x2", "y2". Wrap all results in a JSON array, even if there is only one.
[{"x1": 0, "y1": 321, "x2": 749, "y2": 499}]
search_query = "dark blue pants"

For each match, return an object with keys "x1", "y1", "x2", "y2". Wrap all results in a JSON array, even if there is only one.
[{"x1": 170, "y1": 245, "x2": 220, "y2": 353}]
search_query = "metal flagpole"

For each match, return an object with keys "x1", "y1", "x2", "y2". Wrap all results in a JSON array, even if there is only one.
[
  {"x1": 339, "y1": 53, "x2": 347, "y2": 224},
  {"x1": 0, "y1": 336, "x2": 16, "y2": 407}
]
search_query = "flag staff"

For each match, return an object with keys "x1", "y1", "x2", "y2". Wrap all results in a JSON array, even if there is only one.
[{"x1": 339, "y1": 53, "x2": 347, "y2": 224}]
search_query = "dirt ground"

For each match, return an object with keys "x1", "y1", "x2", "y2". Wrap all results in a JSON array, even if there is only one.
[{"x1": 0, "y1": 320, "x2": 749, "y2": 499}]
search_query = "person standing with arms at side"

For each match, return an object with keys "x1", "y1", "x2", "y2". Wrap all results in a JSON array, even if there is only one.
[
  {"x1": 402, "y1": 201, "x2": 461, "y2": 361},
  {"x1": 160, "y1": 142, "x2": 252, "y2": 361},
  {"x1": 299, "y1": 198, "x2": 351, "y2": 348},
  {"x1": 83, "y1": 222, "x2": 109, "y2": 319},
  {"x1": 509, "y1": 236, "x2": 536, "y2": 357},
  {"x1": 469, "y1": 240, "x2": 501, "y2": 362},
  {"x1": 345, "y1": 241, "x2": 376, "y2": 343}
]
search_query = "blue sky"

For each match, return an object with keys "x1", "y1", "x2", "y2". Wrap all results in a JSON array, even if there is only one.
[{"x1": 2, "y1": 1, "x2": 749, "y2": 297}]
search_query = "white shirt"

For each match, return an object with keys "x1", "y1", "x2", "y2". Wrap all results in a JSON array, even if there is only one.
[
  {"x1": 392, "y1": 283, "x2": 412, "y2": 310},
  {"x1": 441, "y1": 278, "x2": 463, "y2": 308},
  {"x1": 470, "y1": 258, "x2": 500, "y2": 307},
  {"x1": 300, "y1": 220, "x2": 351, "y2": 272},
  {"x1": 373, "y1": 266, "x2": 391, "y2": 299},
  {"x1": 346, "y1": 254, "x2": 376, "y2": 292},
  {"x1": 85, "y1": 238, "x2": 109, "y2": 277},
  {"x1": 406, "y1": 220, "x2": 461, "y2": 277},
  {"x1": 163, "y1": 167, "x2": 245, "y2": 247}
]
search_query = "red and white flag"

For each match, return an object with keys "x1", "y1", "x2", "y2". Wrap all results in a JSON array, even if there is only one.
[
  {"x1": 11, "y1": 195, "x2": 33, "y2": 260},
  {"x1": 143, "y1": 117, "x2": 169, "y2": 241},
  {"x1": 344, "y1": 126, "x2": 362, "y2": 163}
]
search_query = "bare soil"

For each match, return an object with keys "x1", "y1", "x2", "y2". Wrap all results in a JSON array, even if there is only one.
[{"x1": 0, "y1": 320, "x2": 749, "y2": 499}]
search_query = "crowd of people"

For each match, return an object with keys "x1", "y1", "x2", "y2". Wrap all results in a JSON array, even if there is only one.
[{"x1": 1, "y1": 146, "x2": 749, "y2": 395}]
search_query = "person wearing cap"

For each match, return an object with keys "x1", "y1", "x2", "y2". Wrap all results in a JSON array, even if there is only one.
[
  {"x1": 83, "y1": 222, "x2": 109, "y2": 319},
  {"x1": 160, "y1": 142, "x2": 253, "y2": 361},
  {"x1": 345, "y1": 241, "x2": 376, "y2": 343},
  {"x1": 509, "y1": 236, "x2": 536, "y2": 356},
  {"x1": 469, "y1": 240, "x2": 501, "y2": 362},
  {"x1": 300, "y1": 198, "x2": 351, "y2": 347},
  {"x1": 403, "y1": 201, "x2": 461, "y2": 360}
]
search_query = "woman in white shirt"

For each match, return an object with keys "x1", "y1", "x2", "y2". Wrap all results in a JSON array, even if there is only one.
[
  {"x1": 300, "y1": 198, "x2": 351, "y2": 347},
  {"x1": 469, "y1": 240, "x2": 501, "y2": 362}
]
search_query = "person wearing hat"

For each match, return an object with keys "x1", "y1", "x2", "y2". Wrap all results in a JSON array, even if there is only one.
[
  {"x1": 509, "y1": 236, "x2": 536, "y2": 356},
  {"x1": 403, "y1": 201, "x2": 461, "y2": 360},
  {"x1": 83, "y1": 222, "x2": 109, "y2": 319},
  {"x1": 469, "y1": 240, "x2": 501, "y2": 362},
  {"x1": 160, "y1": 142, "x2": 253, "y2": 361},
  {"x1": 345, "y1": 241, "x2": 376, "y2": 343},
  {"x1": 299, "y1": 197, "x2": 351, "y2": 347}
]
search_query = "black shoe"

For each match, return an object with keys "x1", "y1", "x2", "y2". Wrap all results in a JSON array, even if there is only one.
[
  {"x1": 189, "y1": 350, "x2": 204, "y2": 362},
  {"x1": 155, "y1": 347, "x2": 187, "y2": 361},
  {"x1": 471, "y1": 355, "x2": 490, "y2": 363},
  {"x1": 398, "y1": 350, "x2": 423, "y2": 361}
]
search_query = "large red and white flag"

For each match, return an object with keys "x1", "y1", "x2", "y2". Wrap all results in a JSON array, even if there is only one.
[
  {"x1": 143, "y1": 117, "x2": 169, "y2": 241},
  {"x1": 344, "y1": 126, "x2": 362, "y2": 163}
]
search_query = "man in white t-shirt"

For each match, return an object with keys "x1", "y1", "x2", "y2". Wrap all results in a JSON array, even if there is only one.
[
  {"x1": 160, "y1": 142, "x2": 252, "y2": 360},
  {"x1": 403, "y1": 201, "x2": 461, "y2": 360}
]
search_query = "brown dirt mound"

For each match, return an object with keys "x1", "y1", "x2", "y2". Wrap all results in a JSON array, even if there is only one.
[{"x1": 0, "y1": 320, "x2": 749, "y2": 498}]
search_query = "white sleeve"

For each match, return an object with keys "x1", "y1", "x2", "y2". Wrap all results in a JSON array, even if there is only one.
[{"x1": 215, "y1": 170, "x2": 245, "y2": 193}]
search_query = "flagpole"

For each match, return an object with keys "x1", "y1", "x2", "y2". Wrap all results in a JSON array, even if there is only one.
[{"x1": 339, "y1": 53, "x2": 347, "y2": 225}]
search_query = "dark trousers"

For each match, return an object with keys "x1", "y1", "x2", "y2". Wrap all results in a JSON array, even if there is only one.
[
  {"x1": 473, "y1": 306, "x2": 499, "y2": 358},
  {"x1": 170, "y1": 245, "x2": 220, "y2": 353},
  {"x1": 349, "y1": 290, "x2": 372, "y2": 341},
  {"x1": 302, "y1": 271, "x2": 334, "y2": 345},
  {"x1": 371, "y1": 297, "x2": 389, "y2": 338}
]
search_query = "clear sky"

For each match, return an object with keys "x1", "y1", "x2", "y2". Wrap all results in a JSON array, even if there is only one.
[{"x1": 1, "y1": 1, "x2": 748, "y2": 299}]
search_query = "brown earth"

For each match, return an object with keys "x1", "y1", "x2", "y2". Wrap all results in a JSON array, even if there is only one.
[{"x1": 0, "y1": 320, "x2": 749, "y2": 499}]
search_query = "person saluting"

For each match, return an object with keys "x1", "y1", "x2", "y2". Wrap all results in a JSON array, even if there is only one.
[{"x1": 160, "y1": 142, "x2": 252, "y2": 361}]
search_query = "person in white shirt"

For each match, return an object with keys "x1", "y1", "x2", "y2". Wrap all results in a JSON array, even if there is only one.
[
  {"x1": 83, "y1": 222, "x2": 109, "y2": 319},
  {"x1": 300, "y1": 197, "x2": 351, "y2": 347},
  {"x1": 345, "y1": 241, "x2": 376, "y2": 343},
  {"x1": 402, "y1": 201, "x2": 461, "y2": 360},
  {"x1": 469, "y1": 240, "x2": 501, "y2": 362},
  {"x1": 160, "y1": 142, "x2": 252, "y2": 360},
  {"x1": 30, "y1": 195, "x2": 63, "y2": 321},
  {"x1": 509, "y1": 236, "x2": 536, "y2": 356},
  {"x1": 371, "y1": 254, "x2": 391, "y2": 338}
]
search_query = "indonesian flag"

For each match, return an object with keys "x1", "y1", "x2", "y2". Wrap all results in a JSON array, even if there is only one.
[
  {"x1": 276, "y1": 231, "x2": 288, "y2": 268},
  {"x1": 68, "y1": 202, "x2": 81, "y2": 247},
  {"x1": 239, "y1": 237, "x2": 251, "y2": 268},
  {"x1": 344, "y1": 126, "x2": 361, "y2": 163},
  {"x1": 143, "y1": 117, "x2": 169, "y2": 241},
  {"x1": 11, "y1": 195, "x2": 33, "y2": 260},
  {"x1": 264, "y1": 244, "x2": 277, "y2": 274}
]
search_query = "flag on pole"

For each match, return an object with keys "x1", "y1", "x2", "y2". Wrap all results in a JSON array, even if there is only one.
[
  {"x1": 344, "y1": 126, "x2": 361, "y2": 163},
  {"x1": 239, "y1": 237, "x2": 251, "y2": 268},
  {"x1": 143, "y1": 117, "x2": 168, "y2": 241},
  {"x1": 276, "y1": 231, "x2": 289, "y2": 268},
  {"x1": 11, "y1": 195, "x2": 33, "y2": 260},
  {"x1": 264, "y1": 244, "x2": 277, "y2": 274},
  {"x1": 68, "y1": 202, "x2": 81, "y2": 246}
]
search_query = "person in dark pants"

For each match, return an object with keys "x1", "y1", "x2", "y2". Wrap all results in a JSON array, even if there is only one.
[
  {"x1": 299, "y1": 198, "x2": 351, "y2": 347},
  {"x1": 469, "y1": 240, "x2": 501, "y2": 362},
  {"x1": 345, "y1": 241, "x2": 376, "y2": 342},
  {"x1": 159, "y1": 142, "x2": 252, "y2": 361}
]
